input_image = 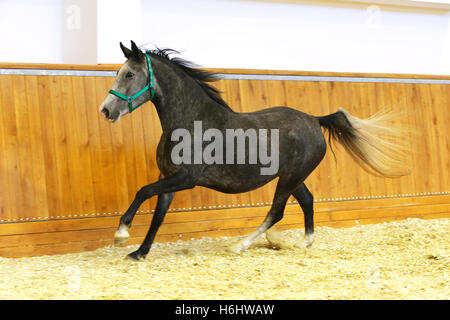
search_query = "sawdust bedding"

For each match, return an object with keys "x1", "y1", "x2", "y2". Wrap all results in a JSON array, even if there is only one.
[{"x1": 0, "y1": 218, "x2": 448, "y2": 300}]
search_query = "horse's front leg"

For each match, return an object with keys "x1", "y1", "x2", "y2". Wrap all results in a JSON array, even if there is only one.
[
  {"x1": 114, "y1": 170, "x2": 197, "y2": 246},
  {"x1": 126, "y1": 191, "x2": 174, "y2": 260}
]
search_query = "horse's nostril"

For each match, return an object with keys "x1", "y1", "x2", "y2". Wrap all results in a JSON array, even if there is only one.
[{"x1": 101, "y1": 108, "x2": 110, "y2": 118}]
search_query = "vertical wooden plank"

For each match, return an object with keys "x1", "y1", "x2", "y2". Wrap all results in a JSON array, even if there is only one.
[
  {"x1": 420, "y1": 84, "x2": 441, "y2": 193},
  {"x1": 36, "y1": 76, "x2": 60, "y2": 219},
  {"x1": 0, "y1": 76, "x2": 14, "y2": 221},
  {"x1": 13, "y1": 75, "x2": 36, "y2": 221},
  {"x1": 0, "y1": 75, "x2": 5, "y2": 221},
  {"x1": 433, "y1": 84, "x2": 450, "y2": 191},
  {"x1": 3, "y1": 76, "x2": 25, "y2": 222},
  {"x1": 416, "y1": 84, "x2": 433, "y2": 193},
  {"x1": 59, "y1": 75, "x2": 84, "y2": 217},
  {"x1": 82, "y1": 76, "x2": 107, "y2": 215},
  {"x1": 70, "y1": 76, "x2": 96, "y2": 217},
  {"x1": 24, "y1": 76, "x2": 49, "y2": 221},
  {"x1": 407, "y1": 83, "x2": 427, "y2": 194},
  {"x1": 49, "y1": 76, "x2": 74, "y2": 218}
]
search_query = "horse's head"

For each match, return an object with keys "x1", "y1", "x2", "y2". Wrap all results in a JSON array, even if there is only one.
[{"x1": 99, "y1": 41, "x2": 154, "y2": 122}]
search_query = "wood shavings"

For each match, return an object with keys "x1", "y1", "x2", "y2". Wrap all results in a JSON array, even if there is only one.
[{"x1": 0, "y1": 218, "x2": 448, "y2": 300}]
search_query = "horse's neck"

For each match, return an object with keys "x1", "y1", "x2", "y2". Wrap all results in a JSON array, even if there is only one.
[{"x1": 152, "y1": 60, "x2": 230, "y2": 132}]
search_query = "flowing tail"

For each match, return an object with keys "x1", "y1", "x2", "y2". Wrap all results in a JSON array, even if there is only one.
[{"x1": 318, "y1": 108, "x2": 410, "y2": 178}]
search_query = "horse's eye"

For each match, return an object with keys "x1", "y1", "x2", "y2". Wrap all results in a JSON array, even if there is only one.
[{"x1": 126, "y1": 71, "x2": 134, "y2": 79}]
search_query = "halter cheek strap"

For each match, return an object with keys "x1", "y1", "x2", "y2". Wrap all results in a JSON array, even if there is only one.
[{"x1": 109, "y1": 53, "x2": 155, "y2": 114}]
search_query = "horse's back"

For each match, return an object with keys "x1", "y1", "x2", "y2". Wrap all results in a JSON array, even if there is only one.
[
  {"x1": 195, "y1": 106, "x2": 327, "y2": 193},
  {"x1": 237, "y1": 106, "x2": 321, "y2": 133},
  {"x1": 235, "y1": 106, "x2": 325, "y2": 154}
]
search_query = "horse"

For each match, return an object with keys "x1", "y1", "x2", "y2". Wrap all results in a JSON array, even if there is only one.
[{"x1": 99, "y1": 41, "x2": 408, "y2": 260}]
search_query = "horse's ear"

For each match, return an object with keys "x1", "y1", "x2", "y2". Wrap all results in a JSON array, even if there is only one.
[
  {"x1": 130, "y1": 40, "x2": 139, "y2": 52},
  {"x1": 130, "y1": 40, "x2": 144, "y2": 59},
  {"x1": 120, "y1": 42, "x2": 133, "y2": 59}
]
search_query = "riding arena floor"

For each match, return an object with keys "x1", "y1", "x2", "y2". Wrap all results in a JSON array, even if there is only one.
[{"x1": 0, "y1": 218, "x2": 448, "y2": 300}]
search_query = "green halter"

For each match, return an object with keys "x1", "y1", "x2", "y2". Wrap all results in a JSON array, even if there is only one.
[{"x1": 109, "y1": 53, "x2": 155, "y2": 113}]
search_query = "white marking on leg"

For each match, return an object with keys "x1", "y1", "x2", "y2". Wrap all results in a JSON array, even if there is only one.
[
  {"x1": 304, "y1": 233, "x2": 314, "y2": 248},
  {"x1": 114, "y1": 224, "x2": 130, "y2": 246},
  {"x1": 228, "y1": 220, "x2": 272, "y2": 254}
]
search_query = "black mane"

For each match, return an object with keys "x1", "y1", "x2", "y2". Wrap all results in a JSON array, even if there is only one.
[{"x1": 145, "y1": 48, "x2": 231, "y2": 110}]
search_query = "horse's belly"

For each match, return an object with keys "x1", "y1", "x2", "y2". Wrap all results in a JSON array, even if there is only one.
[{"x1": 197, "y1": 165, "x2": 276, "y2": 194}]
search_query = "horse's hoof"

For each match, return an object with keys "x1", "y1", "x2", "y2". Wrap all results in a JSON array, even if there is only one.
[
  {"x1": 114, "y1": 237, "x2": 129, "y2": 246},
  {"x1": 126, "y1": 250, "x2": 146, "y2": 261},
  {"x1": 304, "y1": 233, "x2": 314, "y2": 248},
  {"x1": 114, "y1": 225, "x2": 130, "y2": 246},
  {"x1": 227, "y1": 241, "x2": 247, "y2": 254}
]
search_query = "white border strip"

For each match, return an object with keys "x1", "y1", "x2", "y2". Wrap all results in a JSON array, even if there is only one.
[
  {"x1": 0, "y1": 69, "x2": 116, "y2": 77},
  {"x1": 1, "y1": 68, "x2": 450, "y2": 84},
  {"x1": 216, "y1": 73, "x2": 450, "y2": 84}
]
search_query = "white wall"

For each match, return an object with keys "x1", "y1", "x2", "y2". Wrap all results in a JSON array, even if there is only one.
[
  {"x1": 62, "y1": 0, "x2": 98, "y2": 64},
  {"x1": 0, "y1": 0, "x2": 62, "y2": 63},
  {"x1": 0, "y1": 0, "x2": 449, "y2": 75},
  {"x1": 140, "y1": 0, "x2": 450, "y2": 74},
  {"x1": 97, "y1": 0, "x2": 141, "y2": 64}
]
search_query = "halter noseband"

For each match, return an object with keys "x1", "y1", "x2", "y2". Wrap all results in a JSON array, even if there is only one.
[{"x1": 109, "y1": 53, "x2": 155, "y2": 113}]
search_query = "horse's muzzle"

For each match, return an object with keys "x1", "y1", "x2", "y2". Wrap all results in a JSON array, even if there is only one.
[{"x1": 100, "y1": 107, "x2": 110, "y2": 119}]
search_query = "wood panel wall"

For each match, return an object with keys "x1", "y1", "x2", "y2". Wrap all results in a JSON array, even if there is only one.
[{"x1": 0, "y1": 64, "x2": 449, "y2": 257}]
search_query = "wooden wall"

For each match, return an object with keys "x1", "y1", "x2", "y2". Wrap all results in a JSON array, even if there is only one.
[{"x1": 0, "y1": 64, "x2": 449, "y2": 258}]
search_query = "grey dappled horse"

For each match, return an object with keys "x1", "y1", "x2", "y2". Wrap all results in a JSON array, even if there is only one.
[{"x1": 99, "y1": 41, "x2": 408, "y2": 260}]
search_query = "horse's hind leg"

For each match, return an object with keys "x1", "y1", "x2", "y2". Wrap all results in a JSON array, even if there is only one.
[
  {"x1": 292, "y1": 183, "x2": 314, "y2": 248},
  {"x1": 229, "y1": 183, "x2": 291, "y2": 254}
]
